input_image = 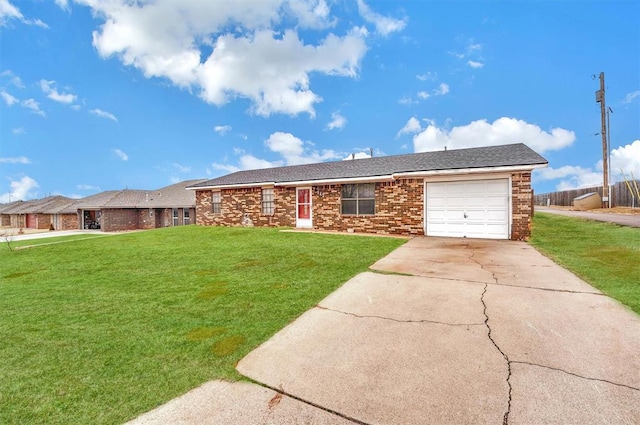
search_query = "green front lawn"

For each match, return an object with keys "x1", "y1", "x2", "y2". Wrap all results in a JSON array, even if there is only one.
[
  {"x1": 0, "y1": 226, "x2": 404, "y2": 424},
  {"x1": 530, "y1": 212, "x2": 640, "y2": 314}
]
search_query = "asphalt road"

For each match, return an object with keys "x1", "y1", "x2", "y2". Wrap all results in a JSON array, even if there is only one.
[{"x1": 535, "y1": 206, "x2": 640, "y2": 228}]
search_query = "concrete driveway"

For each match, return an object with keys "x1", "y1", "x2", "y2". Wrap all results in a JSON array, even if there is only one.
[{"x1": 130, "y1": 237, "x2": 640, "y2": 424}]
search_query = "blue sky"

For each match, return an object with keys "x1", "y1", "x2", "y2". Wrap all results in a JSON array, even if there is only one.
[{"x1": 1, "y1": 0, "x2": 638, "y2": 202}]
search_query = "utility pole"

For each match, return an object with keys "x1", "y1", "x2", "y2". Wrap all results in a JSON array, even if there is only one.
[{"x1": 595, "y1": 72, "x2": 610, "y2": 208}]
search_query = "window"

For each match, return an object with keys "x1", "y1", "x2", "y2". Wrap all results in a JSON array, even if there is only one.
[
  {"x1": 262, "y1": 188, "x2": 274, "y2": 215},
  {"x1": 341, "y1": 183, "x2": 375, "y2": 215},
  {"x1": 172, "y1": 208, "x2": 179, "y2": 226},
  {"x1": 183, "y1": 209, "x2": 190, "y2": 224},
  {"x1": 212, "y1": 191, "x2": 221, "y2": 214}
]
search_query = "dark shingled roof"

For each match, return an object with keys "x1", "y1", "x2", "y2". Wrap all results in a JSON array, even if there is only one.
[{"x1": 189, "y1": 143, "x2": 547, "y2": 188}]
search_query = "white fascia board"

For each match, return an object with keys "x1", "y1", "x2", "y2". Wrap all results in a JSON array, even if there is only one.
[
  {"x1": 274, "y1": 175, "x2": 395, "y2": 187},
  {"x1": 394, "y1": 164, "x2": 546, "y2": 179},
  {"x1": 186, "y1": 182, "x2": 276, "y2": 191}
]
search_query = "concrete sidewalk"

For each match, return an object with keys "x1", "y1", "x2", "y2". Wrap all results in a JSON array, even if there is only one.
[{"x1": 129, "y1": 237, "x2": 640, "y2": 424}]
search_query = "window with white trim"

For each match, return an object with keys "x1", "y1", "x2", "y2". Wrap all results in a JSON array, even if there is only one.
[
  {"x1": 212, "y1": 191, "x2": 221, "y2": 214},
  {"x1": 262, "y1": 188, "x2": 274, "y2": 215},
  {"x1": 341, "y1": 183, "x2": 375, "y2": 215},
  {"x1": 172, "y1": 208, "x2": 179, "y2": 226},
  {"x1": 183, "y1": 209, "x2": 190, "y2": 224}
]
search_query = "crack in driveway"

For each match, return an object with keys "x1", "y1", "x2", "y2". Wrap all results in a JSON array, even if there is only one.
[
  {"x1": 316, "y1": 305, "x2": 484, "y2": 327},
  {"x1": 466, "y1": 246, "x2": 513, "y2": 425},
  {"x1": 481, "y1": 282, "x2": 513, "y2": 425},
  {"x1": 511, "y1": 361, "x2": 640, "y2": 392}
]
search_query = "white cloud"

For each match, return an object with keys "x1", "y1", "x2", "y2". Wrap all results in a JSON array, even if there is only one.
[
  {"x1": 172, "y1": 163, "x2": 191, "y2": 173},
  {"x1": 451, "y1": 39, "x2": 485, "y2": 68},
  {"x1": 77, "y1": 184, "x2": 100, "y2": 191},
  {"x1": 55, "y1": 0, "x2": 70, "y2": 11},
  {"x1": 1, "y1": 89, "x2": 18, "y2": 106},
  {"x1": 1, "y1": 70, "x2": 25, "y2": 88},
  {"x1": 417, "y1": 91, "x2": 430, "y2": 100},
  {"x1": 0, "y1": 175, "x2": 39, "y2": 202},
  {"x1": 396, "y1": 117, "x2": 422, "y2": 137},
  {"x1": 25, "y1": 18, "x2": 48, "y2": 28},
  {"x1": 416, "y1": 71, "x2": 437, "y2": 81},
  {"x1": 12, "y1": 127, "x2": 25, "y2": 134},
  {"x1": 0, "y1": 0, "x2": 22, "y2": 24},
  {"x1": 213, "y1": 130, "x2": 342, "y2": 171},
  {"x1": 343, "y1": 151, "x2": 371, "y2": 160},
  {"x1": 213, "y1": 154, "x2": 279, "y2": 173},
  {"x1": 0, "y1": 0, "x2": 48, "y2": 28},
  {"x1": 90, "y1": 108, "x2": 117, "y2": 122},
  {"x1": 21, "y1": 98, "x2": 46, "y2": 116},
  {"x1": 611, "y1": 140, "x2": 640, "y2": 178},
  {"x1": 214, "y1": 125, "x2": 232, "y2": 135},
  {"x1": 197, "y1": 29, "x2": 366, "y2": 117},
  {"x1": 113, "y1": 148, "x2": 128, "y2": 161},
  {"x1": 356, "y1": 0, "x2": 406, "y2": 36},
  {"x1": 622, "y1": 90, "x2": 640, "y2": 104},
  {"x1": 40, "y1": 80, "x2": 77, "y2": 104},
  {"x1": 81, "y1": 0, "x2": 373, "y2": 118},
  {"x1": 411, "y1": 117, "x2": 575, "y2": 154},
  {"x1": 532, "y1": 140, "x2": 640, "y2": 191},
  {"x1": 326, "y1": 111, "x2": 346, "y2": 130},
  {"x1": 265, "y1": 131, "x2": 340, "y2": 165},
  {"x1": 434, "y1": 82, "x2": 449, "y2": 96},
  {"x1": 0, "y1": 156, "x2": 30, "y2": 164},
  {"x1": 535, "y1": 164, "x2": 602, "y2": 191},
  {"x1": 286, "y1": 0, "x2": 335, "y2": 29},
  {"x1": 398, "y1": 96, "x2": 418, "y2": 105}
]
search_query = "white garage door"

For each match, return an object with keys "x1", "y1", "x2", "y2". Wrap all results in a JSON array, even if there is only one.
[{"x1": 425, "y1": 179, "x2": 510, "y2": 239}]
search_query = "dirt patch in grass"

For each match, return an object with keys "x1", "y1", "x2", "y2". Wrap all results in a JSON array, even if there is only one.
[
  {"x1": 185, "y1": 327, "x2": 226, "y2": 341},
  {"x1": 212, "y1": 335, "x2": 246, "y2": 356},
  {"x1": 197, "y1": 282, "x2": 229, "y2": 299}
]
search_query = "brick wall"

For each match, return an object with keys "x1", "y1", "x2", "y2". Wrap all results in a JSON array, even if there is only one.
[
  {"x1": 511, "y1": 172, "x2": 532, "y2": 241},
  {"x1": 312, "y1": 180, "x2": 424, "y2": 235},
  {"x1": 138, "y1": 208, "x2": 155, "y2": 230},
  {"x1": 195, "y1": 179, "x2": 423, "y2": 235},
  {"x1": 196, "y1": 188, "x2": 294, "y2": 227},
  {"x1": 101, "y1": 208, "x2": 139, "y2": 232},
  {"x1": 59, "y1": 213, "x2": 78, "y2": 230}
]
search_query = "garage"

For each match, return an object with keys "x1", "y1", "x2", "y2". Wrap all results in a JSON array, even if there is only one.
[
  {"x1": 26, "y1": 213, "x2": 37, "y2": 229},
  {"x1": 425, "y1": 179, "x2": 510, "y2": 239}
]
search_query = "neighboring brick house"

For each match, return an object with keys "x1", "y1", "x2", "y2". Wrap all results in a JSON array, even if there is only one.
[
  {"x1": 0, "y1": 180, "x2": 205, "y2": 233},
  {"x1": 0, "y1": 196, "x2": 78, "y2": 230},
  {"x1": 187, "y1": 143, "x2": 547, "y2": 240},
  {"x1": 74, "y1": 180, "x2": 205, "y2": 232}
]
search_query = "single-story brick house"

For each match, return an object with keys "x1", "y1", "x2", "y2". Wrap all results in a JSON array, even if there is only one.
[
  {"x1": 0, "y1": 196, "x2": 78, "y2": 230},
  {"x1": 187, "y1": 143, "x2": 548, "y2": 240},
  {"x1": 74, "y1": 180, "x2": 205, "y2": 231},
  {"x1": 1, "y1": 180, "x2": 204, "y2": 233}
]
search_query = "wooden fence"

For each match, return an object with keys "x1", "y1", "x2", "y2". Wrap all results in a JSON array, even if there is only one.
[{"x1": 534, "y1": 180, "x2": 640, "y2": 207}]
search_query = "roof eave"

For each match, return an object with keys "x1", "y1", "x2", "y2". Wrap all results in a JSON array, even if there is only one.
[
  {"x1": 393, "y1": 163, "x2": 548, "y2": 179},
  {"x1": 188, "y1": 182, "x2": 276, "y2": 190}
]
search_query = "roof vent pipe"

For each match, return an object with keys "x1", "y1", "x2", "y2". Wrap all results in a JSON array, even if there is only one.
[
  {"x1": 370, "y1": 148, "x2": 373, "y2": 158},
  {"x1": 351, "y1": 153, "x2": 355, "y2": 160}
]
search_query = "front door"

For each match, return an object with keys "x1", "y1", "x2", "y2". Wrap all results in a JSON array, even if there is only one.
[{"x1": 296, "y1": 188, "x2": 312, "y2": 228}]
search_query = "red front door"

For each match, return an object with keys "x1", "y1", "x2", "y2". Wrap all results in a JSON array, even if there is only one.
[{"x1": 296, "y1": 188, "x2": 312, "y2": 228}]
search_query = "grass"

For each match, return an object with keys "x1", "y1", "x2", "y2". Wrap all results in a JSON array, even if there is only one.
[
  {"x1": 530, "y1": 212, "x2": 640, "y2": 314},
  {"x1": 0, "y1": 226, "x2": 405, "y2": 424}
]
